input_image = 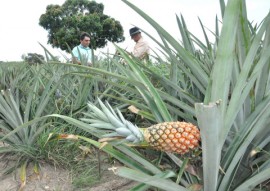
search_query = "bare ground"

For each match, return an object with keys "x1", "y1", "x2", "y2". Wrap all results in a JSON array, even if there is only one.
[
  {"x1": 0, "y1": 146, "x2": 139, "y2": 191},
  {"x1": 0, "y1": 159, "x2": 137, "y2": 191}
]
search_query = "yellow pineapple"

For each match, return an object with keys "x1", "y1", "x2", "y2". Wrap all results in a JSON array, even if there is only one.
[
  {"x1": 142, "y1": 122, "x2": 200, "y2": 154},
  {"x1": 83, "y1": 100, "x2": 200, "y2": 155}
]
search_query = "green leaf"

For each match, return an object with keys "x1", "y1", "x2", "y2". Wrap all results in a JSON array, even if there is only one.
[
  {"x1": 78, "y1": 136, "x2": 153, "y2": 174},
  {"x1": 114, "y1": 167, "x2": 187, "y2": 191},
  {"x1": 195, "y1": 101, "x2": 222, "y2": 191},
  {"x1": 234, "y1": 168, "x2": 270, "y2": 191},
  {"x1": 210, "y1": 0, "x2": 241, "y2": 115},
  {"x1": 223, "y1": 14, "x2": 270, "y2": 145},
  {"x1": 116, "y1": 46, "x2": 172, "y2": 122}
]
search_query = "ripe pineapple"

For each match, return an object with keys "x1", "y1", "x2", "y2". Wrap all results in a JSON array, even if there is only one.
[
  {"x1": 82, "y1": 100, "x2": 200, "y2": 155},
  {"x1": 142, "y1": 122, "x2": 200, "y2": 154}
]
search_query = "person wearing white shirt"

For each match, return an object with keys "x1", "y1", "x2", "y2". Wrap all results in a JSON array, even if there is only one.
[{"x1": 129, "y1": 27, "x2": 150, "y2": 60}]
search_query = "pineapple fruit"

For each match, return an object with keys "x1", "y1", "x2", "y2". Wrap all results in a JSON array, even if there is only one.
[
  {"x1": 142, "y1": 122, "x2": 200, "y2": 154},
  {"x1": 82, "y1": 100, "x2": 201, "y2": 155}
]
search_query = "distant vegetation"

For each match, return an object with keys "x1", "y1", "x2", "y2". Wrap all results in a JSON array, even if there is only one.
[
  {"x1": 39, "y1": 0, "x2": 125, "y2": 52},
  {"x1": 21, "y1": 53, "x2": 45, "y2": 64}
]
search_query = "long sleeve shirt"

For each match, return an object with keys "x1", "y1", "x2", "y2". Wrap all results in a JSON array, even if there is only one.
[{"x1": 132, "y1": 37, "x2": 150, "y2": 59}]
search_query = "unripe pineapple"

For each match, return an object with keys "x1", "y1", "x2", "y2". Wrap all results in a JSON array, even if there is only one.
[{"x1": 142, "y1": 122, "x2": 200, "y2": 154}]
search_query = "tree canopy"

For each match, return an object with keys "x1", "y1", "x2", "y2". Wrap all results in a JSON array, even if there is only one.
[
  {"x1": 22, "y1": 53, "x2": 45, "y2": 64},
  {"x1": 39, "y1": 0, "x2": 125, "y2": 52}
]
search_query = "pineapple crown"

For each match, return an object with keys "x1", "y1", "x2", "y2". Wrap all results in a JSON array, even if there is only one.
[{"x1": 80, "y1": 98, "x2": 144, "y2": 143}]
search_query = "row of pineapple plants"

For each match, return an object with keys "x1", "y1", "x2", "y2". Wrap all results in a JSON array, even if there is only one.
[
  {"x1": 1, "y1": 0, "x2": 270, "y2": 190},
  {"x1": 0, "y1": 61, "x2": 113, "y2": 189},
  {"x1": 0, "y1": 49, "x2": 161, "y2": 189},
  {"x1": 51, "y1": 0, "x2": 270, "y2": 190}
]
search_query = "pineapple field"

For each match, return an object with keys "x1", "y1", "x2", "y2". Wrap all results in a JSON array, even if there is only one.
[{"x1": 1, "y1": 0, "x2": 270, "y2": 190}]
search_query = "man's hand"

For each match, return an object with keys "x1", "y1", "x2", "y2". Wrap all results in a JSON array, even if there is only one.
[
  {"x1": 72, "y1": 57, "x2": 81, "y2": 65},
  {"x1": 87, "y1": 62, "x2": 92, "y2": 67}
]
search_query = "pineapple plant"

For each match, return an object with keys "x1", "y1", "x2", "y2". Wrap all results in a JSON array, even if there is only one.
[
  {"x1": 45, "y1": 0, "x2": 270, "y2": 190},
  {"x1": 80, "y1": 99, "x2": 200, "y2": 155}
]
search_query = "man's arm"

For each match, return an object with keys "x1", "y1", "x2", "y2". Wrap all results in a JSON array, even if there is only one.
[
  {"x1": 86, "y1": 49, "x2": 92, "y2": 66},
  {"x1": 72, "y1": 46, "x2": 81, "y2": 65}
]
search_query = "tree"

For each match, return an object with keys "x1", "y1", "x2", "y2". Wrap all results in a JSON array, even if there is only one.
[
  {"x1": 22, "y1": 53, "x2": 45, "y2": 64},
  {"x1": 39, "y1": 0, "x2": 125, "y2": 52}
]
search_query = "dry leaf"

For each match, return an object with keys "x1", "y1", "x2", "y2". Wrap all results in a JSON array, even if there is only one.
[{"x1": 128, "y1": 105, "x2": 140, "y2": 114}]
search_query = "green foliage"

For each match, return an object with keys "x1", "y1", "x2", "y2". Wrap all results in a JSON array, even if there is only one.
[
  {"x1": 45, "y1": 0, "x2": 270, "y2": 190},
  {"x1": 1, "y1": 0, "x2": 270, "y2": 190},
  {"x1": 21, "y1": 53, "x2": 45, "y2": 64},
  {"x1": 116, "y1": 0, "x2": 270, "y2": 190},
  {"x1": 0, "y1": 63, "x2": 62, "y2": 170},
  {"x1": 39, "y1": 0, "x2": 125, "y2": 51},
  {"x1": 40, "y1": 132, "x2": 100, "y2": 189},
  {"x1": 0, "y1": 61, "x2": 107, "y2": 188}
]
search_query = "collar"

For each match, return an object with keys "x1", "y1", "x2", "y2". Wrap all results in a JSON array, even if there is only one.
[
  {"x1": 79, "y1": 44, "x2": 90, "y2": 49},
  {"x1": 137, "y1": 37, "x2": 144, "y2": 43}
]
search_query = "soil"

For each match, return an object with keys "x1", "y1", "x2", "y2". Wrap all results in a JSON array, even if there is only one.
[
  {"x1": 0, "y1": 140, "x2": 137, "y2": 191},
  {"x1": 0, "y1": 159, "x2": 137, "y2": 191}
]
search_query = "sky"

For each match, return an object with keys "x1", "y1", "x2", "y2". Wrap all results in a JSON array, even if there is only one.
[{"x1": 0, "y1": 0, "x2": 269, "y2": 62}]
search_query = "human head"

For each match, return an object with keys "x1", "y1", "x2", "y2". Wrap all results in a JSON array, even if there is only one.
[
  {"x1": 129, "y1": 27, "x2": 141, "y2": 42},
  {"x1": 80, "y1": 32, "x2": 91, "y2": 47}
]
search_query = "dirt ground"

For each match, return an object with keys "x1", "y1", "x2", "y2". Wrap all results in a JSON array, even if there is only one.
[
  {"x1": 0, "y1": 138, "x2": 140, "y2": 191},
  {"x1": 0, "y1": 158, "x2": 137, "y2": 191}
]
